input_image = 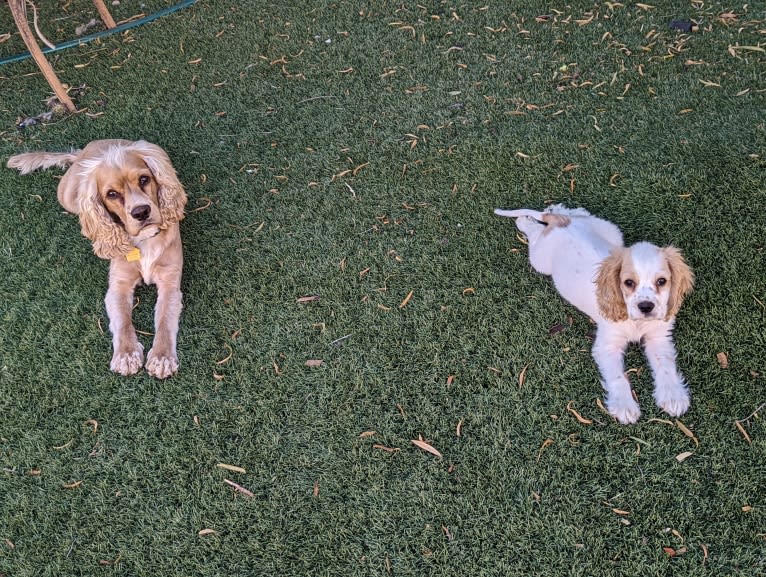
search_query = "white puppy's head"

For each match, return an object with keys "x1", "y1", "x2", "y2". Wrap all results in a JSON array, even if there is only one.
[{"x1": 596, "y1": 242, "x2": 694, "y2": 322}]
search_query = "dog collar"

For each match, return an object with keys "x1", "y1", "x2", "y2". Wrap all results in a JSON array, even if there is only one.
[{"x1": 125, "y1": 248, "x2": 142, "y2": 262}]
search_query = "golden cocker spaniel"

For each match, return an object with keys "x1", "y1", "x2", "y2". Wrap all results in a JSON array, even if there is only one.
[{"x1": 7, "y1": 140, "x2": 187, "y2": 378}]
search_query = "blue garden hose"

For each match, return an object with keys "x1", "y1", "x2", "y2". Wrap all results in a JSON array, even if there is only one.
[{"x1": 0, "y1": 0, "x2": 198, "y2": 66}]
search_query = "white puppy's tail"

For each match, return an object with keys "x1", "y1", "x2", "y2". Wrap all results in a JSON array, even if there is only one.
[
  {"x1": 495, "y1": 207, "x2": 572, "y2": 228},
  {"x1": 494, "y1": 208, "x2": 545, "y2": 220},
  {"x1": 6, "y1": 150, "x2": 81, "y2": 175}
]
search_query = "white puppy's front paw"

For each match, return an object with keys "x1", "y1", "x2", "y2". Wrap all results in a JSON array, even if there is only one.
[
  {"x1": 111, "y1": 344, "x2": 145, "y2": 376},
  {"x1": 654, "y1": 384, "x2": 690, "y2": 417},
  {"x1": 145, "y1": 350, "x2": 179, "y2": 379},
  {"x1": 606, "y1": 395, "x2": 641, "y2": 424}
]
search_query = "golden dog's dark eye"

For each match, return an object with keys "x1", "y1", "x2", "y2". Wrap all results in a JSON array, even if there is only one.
[
  {"x1": 624, "y1": 279, "x2": 635, "y2": 288},
  {"x1": 139, "y1": 175, "x2": 150, "y2": 187},
  {"x1": 656, "y1": 277, "x2": 667, "y2": 287},
  {"x1": 106, "y1": 190, "x2": 119, "y2": 199}
]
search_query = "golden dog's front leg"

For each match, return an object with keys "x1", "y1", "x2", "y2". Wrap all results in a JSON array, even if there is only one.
[
  {"x1": 145, "y1": 276, "x2": 182, "y2": 379},
  {"x1": 105, "y1": 271, "x2": 144, "y2": 376}
]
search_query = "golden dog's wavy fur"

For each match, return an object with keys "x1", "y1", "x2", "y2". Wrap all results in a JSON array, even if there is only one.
[{"x1": 7, "y1": 140, "x2": 187, "y2": 378}]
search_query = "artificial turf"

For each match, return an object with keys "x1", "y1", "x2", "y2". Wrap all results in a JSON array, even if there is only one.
[{"x1": 0, "y1": 0, "x2": 764, "y2": 575}]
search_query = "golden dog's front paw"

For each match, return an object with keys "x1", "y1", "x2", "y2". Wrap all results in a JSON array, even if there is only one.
[
  {"x1": 145, "y1": 350, "x2": 178, "y2": 379},
  {"x1": 110, "y1": 344, "x2": 145, "y2": 376}
]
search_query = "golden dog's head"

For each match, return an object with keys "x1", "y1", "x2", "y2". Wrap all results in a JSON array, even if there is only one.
[{"x1": 76, "y1": 141, "x2": 187, "y2": 259}]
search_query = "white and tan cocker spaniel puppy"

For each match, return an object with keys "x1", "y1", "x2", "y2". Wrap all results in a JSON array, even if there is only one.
[
  {"x1": 8, "y1": 140, "x2": 187, "y2": 379},
  {"x1": 495, "y1": 204, "x2": 694, "y2": 424}
]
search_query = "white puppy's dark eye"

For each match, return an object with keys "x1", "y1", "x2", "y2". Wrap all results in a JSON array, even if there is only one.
[
  {"x1": 656, "y1": 277, "x2": 667, "y2": 287},
  {"x1": 624, "y1": 279, "x2": 635, "y2": 288},
  {"x1": 106, "y1": 190, "x2": 120, "y2": 199},
  {"x1": 139, "y1": 175, "x2": 150, "y2": 187}
]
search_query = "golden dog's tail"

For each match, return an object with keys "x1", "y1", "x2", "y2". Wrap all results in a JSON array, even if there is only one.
[{"x1": 6, "y1": 150, "x2": 81, "y2": 175}]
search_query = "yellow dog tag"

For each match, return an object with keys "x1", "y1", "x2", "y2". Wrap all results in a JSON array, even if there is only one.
[{"x1": 125, "y1": 248, "x2": 142, "y2": 262}]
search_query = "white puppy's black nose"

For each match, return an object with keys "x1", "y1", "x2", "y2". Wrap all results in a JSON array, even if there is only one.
[
  {"x1": 131, "y1": 205, "x2": 151, "y2": 221},
  {"x1": 638, "y1": 301, "x2": 655, "y2": 315}
]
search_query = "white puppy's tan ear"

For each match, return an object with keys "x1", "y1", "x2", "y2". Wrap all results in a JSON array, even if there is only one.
[
  {"x1": 662, "y1": 246, "x2": 694, "y2": 319},
  {"x1": 131, "y1": 141, "x2": 187, "y2": 225},
  {"x1": 596, "y1": 248, "x2": 629, "y2": 322},
  {"x1": 78, "y1": 176, "x2": 133, "y2": 260}
]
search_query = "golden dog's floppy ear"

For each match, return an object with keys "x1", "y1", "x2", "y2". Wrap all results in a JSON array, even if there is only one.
[
  {"x1": 662, "y1": 246, "x2": 694, "y2": 319},
  {"x1": 130, "y1": 141, "x2": 187, "y2": 226},
  {"x1": 596, "y1": 248, "x2": 629, "y2": 322},
  {"x1": 77, "y1": 176, "x2": 134, "y2": 260}
]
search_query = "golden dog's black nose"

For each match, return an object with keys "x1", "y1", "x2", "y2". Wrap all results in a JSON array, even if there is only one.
[
  {"x1": 638, "y1": 301, "x2": 655, "y2": 315},
  {"x1": 131, "y1": 205, "x2": 151, "y2": 221}
]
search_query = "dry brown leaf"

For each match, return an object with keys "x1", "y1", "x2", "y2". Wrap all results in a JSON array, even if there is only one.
[
  {"x1": 296, "y1": 295, "x2": 321, "y2": 304},
  {"x1": 462, "y1": 287, "x2": 476, "y2": 296},
  {"x1": 537, "y1": 438, "x2": 554, "y2": 462},
  {"x1": 548, "y1": 322, "x2": 567, "y2": 335},
  {"x1": 675, "y1": 451, "x2": 694, "y2": 463},
  {"x1": 648, "y1": 417, "x2": 674, "y2": 426},
  {"x1": 612, "y1": 508, "x2": 631, "y2": 516},
  {"x1": 567, "y1": 401, "x2": 593, "y2": 425},
  {"x1": 399, "y1": 290, "x2": 414, "y2": 309},
  {"x1": 728, "y1": 44, "x2": 766, "y2": 54},
  {"x1": 313, "y1": 480, "x2": 320, "y2": 497},
  {"x1": 412, "y1": 439, "x2": 442, "y2": 458},
  {"x1": 189, "y1": 197, "x2": 212, "y2": 213},
  {"x1": 63, "y1": 481, "x2": 83, "y2": 489},
  {"x1": 83, "y1": 419, "x2": 99, "y2": 433},
  {"x1": 223, "y1": 478, "x2": 254, "y2": 497},
  {"x1": 716, "y1": 352, "x2": 729, "y2": 368},
  {"x1": 663, "y1": 546, "x2": 677, "y2": 557},
  {"x1": 735, "y1": 420, "x2": 752, "y2": 444},
  {"x1": 518, "y1": 364, "x2": 529, "y2": 387},
  {"x1": 742, "y1": 505, "x2": 753, "y2": 512},
  {"x1": 456, "y1": 418, "x2": 464, "y2": 437},
  {"x1": 373, "y1": 444, "x2": 400, "y2": 453},
  {"x1": 595, "y1": 397, "x2": 609, "y2": 415},
  {"x1": 216, "y1": 463, "x2": 246, "y2": 474},
  {"x1": 215, "y1": 344, "x2": 233, "y2": 365},
  {"x1": 305, "y1": 359, "x2": 323, "y2": 367},
  {"x1": 675, "y1": 419, "x2": 699, "y2": 447},
  {"x1": 359, "y1": 430, "x2": 376, "y2": 438},
  {"x1": 198, "y1": 528, "x2": 217, "y2": 537}
]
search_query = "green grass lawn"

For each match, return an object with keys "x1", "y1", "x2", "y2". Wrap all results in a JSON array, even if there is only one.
[{"x1": 1, "y1": 1, "x2": 764, "y2": 575}]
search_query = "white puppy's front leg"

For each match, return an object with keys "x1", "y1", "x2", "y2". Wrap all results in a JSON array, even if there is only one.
[
  {"x1": 643, "y1": 328, "x2": 690, "y2": 417},
  {"x1": 592, "y1": 327, "x2": 640, "y2": 424}
]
